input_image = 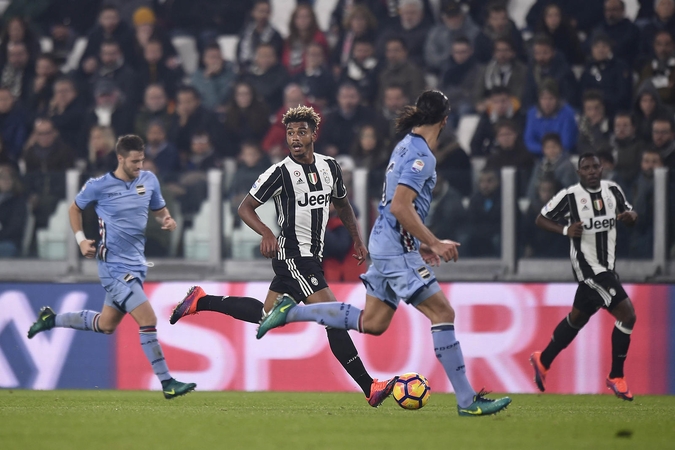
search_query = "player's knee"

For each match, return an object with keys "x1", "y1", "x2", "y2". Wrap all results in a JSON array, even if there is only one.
[
  {"x1": 362, "y1": 319, "x2": 388, "y2": 336},
  {"x1": 98, "y1": 323, "x2": 116, "y2": 334},
  {"x1": 623, "y1": 311, "x2": 636, "y2": 329}
]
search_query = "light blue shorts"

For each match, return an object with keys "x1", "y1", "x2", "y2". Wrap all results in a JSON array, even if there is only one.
[
  {"x1": 359, "y1": 252, "x2": 441, "y2": 310},
  {"x1": 98, "y1": 261, "x2": 148, "y2": 313}
]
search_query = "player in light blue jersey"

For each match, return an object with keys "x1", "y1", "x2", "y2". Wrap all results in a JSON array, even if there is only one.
[
  {"x1": 27, "y1": 135, "x2": 196, "y2": 399},
  {"x1": 257, "y1": 91, "x2": 512, "y2": 416}
]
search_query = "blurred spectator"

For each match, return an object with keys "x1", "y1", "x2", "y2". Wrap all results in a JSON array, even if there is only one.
[
  {"x1": 44, "y1": 18, "x2": 77, "y2": 67},
  {"x1": 330, "y1": 0, "x2": 434, "y2": 32},
  {"x1": 426, "y1": 173, "x2": 467, "y2": 242},
  {"x1": 236, "y1": 0, "x2": 284, "y2": 74},
  {"x1": 80, "y1": 5, "x2": 136, "y2": 75},
  {"x1": 640, "y1": 0, "x2": 675, "y2": 57},
  {"x1": 144, "y1": 120, "x2": 180, "y2": 179},
  {"x1": 338, "y1": 38, "x2": 379, "y2": 106},
  {"x1": 130, "y1": 6, "x2": 179, "y2": 70},
  {"x1": 282, "y1": 4, "x2": 329, "y2": 76},
  {"x1": 320, "y1": 82, "x2": 381, "y2": 157},
  {"x1": 23, "y1": 118, "x2": 75, "y2": 228},
  {"x1": 377, "y1": 37, "x2": 425, "y2": 107},
  {"x1": 522, "y1": 34, "x2": 579, "y2": 109},
  {"x1": 526, "y1": 0, "x2": 605, "y2": 34},
  {"x1": 0, "y1": 41, "x2": 34, "y2": 104},
  {"x1": 628, "y1": 149, "x2": 663, "y2": 257},
  {"x1": 331, "y1": 4, "x2": 378, "y2": 70},
  {"x1": 350, "y1": 124, "x2": 390, "y2": 198},
  {"x1": 526, "y1": 133, "x2": 577, "y2": 203},
  {"x1": 168, "y1": 85, "x2": 225, "y2": 157},
  {"x1": 190, "y1": 43, "x2": 236, "y2": 111},
  {"x1": 436, "y1": 135, "x2": 472, "y2": 197},
  {"x1": 0, "y1": 17, "x2": 40, "y2": 68},
  {"x1": 440, "y1": 37, "x2": 482, "y2": 127},
  {"x1": 633, "y1": 82, "x2": 672, "y2": 142},
  {"x1": 465, "y1": 168, "x2": 501, "y2": 257},
  {"x1": 142, "y1": 158, "x2": 176, "y2": 257},
  {"x1": 134, "y1": 84, "x2": 172, "y2": 137},
  {"x1": 471, "y1": 86, "x2": 524, "y2": 156},
  {"x1": 228, "y1": 141, "x2": 271, "y2": 225},
  {"x1": 376, "y1": 0, "x2": 429, "y2": 68},
  {"x1": 42, "y1": 77, "x2": 85, "y2": 153},
  {"x1": 474, "y1": 2, "x2": 527, "y2": 64},
  {"x1": 521, "y1": 175, "x2": 567, "y2": 257},
  {"x1": 637, "y1": 30, "x2": 675, "y2": 106},
  {"x1": 33, "y1": 0, "x2": 102, "y2": 39},
  {"x1": 0, "y1": 87, "x2": 27, "y2": 161},
  {"x1": 379, "y1": 83, "x2": 410, "y2": 144},
  {"x1": 26, "y1": 54, "x2": 61, "y2": 113},
  {"x1": 138, "y1": 38, "x2": 184, "y2": 100},
  {"x1": 578, "y1": 33, "x2": 632, "y2": 117},
  {"x1": 167, "y1": 0, "x2": 252, "y2": 43},
  {"x1": 424, "y1": 1, "x2": 481, "y2": 74},
  {"x1": 597, "y1": 149, "x2": 621, "y2": 182},
  {"x1": 485, "y1": 119, "x2": 535, "y2": 196},
  {"x1": 222, "y1": 81, "x2": 270, "y2": 153},
  {"x1": 473, "y1": 37, "x2": 527, "y2": 111},
  {"x1": 651, "y1": 114, "x2": 675, "y2": 170},
  {"x1": 535, "y1": 3, "x2": 585, "y2": 66},
  {"x1": 524, "y1": 79, "x2": 578, "y2": 156},
  {"x1": 86, "y1": 125, "x2": 117, "y2": 173},
  {"x1": 240, "y1": 43, "x2": 291, "y2": 113},
  {"x1": 610, "y1": 111, "x2": 643, "y2": 186},
  {"x1": 94, "y1": 39, "x2": 141, "y2": 107},
  {"x1": 577, "y1": 90, "x2": 611, "y2": 154},
  {"x1": 0, "y1": 163, "x2": 26, "y2": 257},
  {"x1": 293, "y1": 42, "x2": 336, "y2": 109},
  {"x1": 591, "y1": 0, "x2": 640, "y2": 68}
]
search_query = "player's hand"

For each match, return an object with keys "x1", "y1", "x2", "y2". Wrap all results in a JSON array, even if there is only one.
[
  {"x1": 429, "y1": 239, "x2": 460, "y2": 263},
  {"x1": 79, "y1": 239, "x2": 96, "y2": 258},
  {"x1": 567, "y1": 222, "x2": 583, "y2": 237},
  {"x1": 617, "y1": 211, "x2": 637, "y2": 226},
  {"x1": 420, "y1": 243, "x2": 441, "y2": 267},
  {"x1": 260, "y1": 231, "x2": 279, "y2": 259},
  {"x1": 161, "y1": 216, "x2": 177, "y2": 231},
  {"x1": 352, "y1": 241, "x2": 368, "y2": 265}
]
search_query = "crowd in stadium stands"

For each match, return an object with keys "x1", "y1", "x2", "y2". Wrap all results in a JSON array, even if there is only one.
[{"x1": 0, "y1": 0, "x2": 673, "y2": 264}]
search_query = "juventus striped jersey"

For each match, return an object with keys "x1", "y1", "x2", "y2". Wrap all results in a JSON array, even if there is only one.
[
  {"x1": 541, "y1": 180, "x2": 632, "y2": 281},
  {"x1": 249, "y1": 153, "x2": 347, "y2": 260}
]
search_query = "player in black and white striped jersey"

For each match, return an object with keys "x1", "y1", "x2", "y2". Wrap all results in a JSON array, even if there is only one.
[{"x1": 529, "y1": 152, "x2": 639, "y2": 401}]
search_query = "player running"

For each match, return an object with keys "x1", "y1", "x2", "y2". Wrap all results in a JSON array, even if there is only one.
[
  {"x1": 169, "y1": 105, "x2": 397, "y2": 407},
  {"x1": 257, "y1": 90, "x2": 512, "y2": 417},
  {"x1": 27, "y1": 135, "x2": 196, "y2": 399},
  {"x1": 529, "y1": 152, "x2": 638, "y2": 401}
]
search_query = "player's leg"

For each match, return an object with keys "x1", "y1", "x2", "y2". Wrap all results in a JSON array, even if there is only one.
[
  {"x1": 604, "y1": 276, "x2": 635, "y2": 400},
  {"x1": 169, "y1": 285, "x2": 264, "y2": 324}
]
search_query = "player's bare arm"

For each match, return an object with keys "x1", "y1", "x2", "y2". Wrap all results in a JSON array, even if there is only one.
[
  {"x1": 238, "y1": 194, "x2": 279, "y2": 258},
  {"x1": 535, "y1": 214, "x2": 583, "y2": 237},
  {"x1": 332, "y1": 195, "x2": 368, "y2": 264},
  {"x1": 617, "y1": 211, "x2": 637, "y2": 227},
  {"x1": 151, "y1": 207, "x2": 176, "y2": 231},
  {"x1": 390, "y1": 184, "x2": 459, "y2": 262},
  {"x1": 68, "y1": 201, "x2": 96, "y2": 258}
]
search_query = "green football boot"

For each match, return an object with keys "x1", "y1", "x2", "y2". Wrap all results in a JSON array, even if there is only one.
[
  {"x1": 256, "y1": 294, "x2": 296, "y2": 339},
  {"x1": 162, "y1": 378, "x2": 197, "y2": 399},
  {"x1": 27, "y1": 306, "x2": 56, "y2": 339},
  {"x1": 457, "y1": 390, "x2": 512, "y2": 417}
]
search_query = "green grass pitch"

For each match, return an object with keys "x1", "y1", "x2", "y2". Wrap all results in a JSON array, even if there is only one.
[{"x1": 1, "y1": 390, "x2": 674, "y2": 450}]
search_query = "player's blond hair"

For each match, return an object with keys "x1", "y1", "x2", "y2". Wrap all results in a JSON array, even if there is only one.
[{"x1": 282, "y1": 105, "x2": 321, "y2": 131}]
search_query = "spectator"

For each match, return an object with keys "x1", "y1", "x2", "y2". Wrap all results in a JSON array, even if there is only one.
[
  {"x1": 577, "y1": 90, "x2": 611, "y2": 154},
  {"x1": 80, "y1": 4, "x2": 136, "y2": 75},
  {"x1": 169, "y1": 85, "x2": 225, "y2": 157},
  {"x1": 138, "y1": 38, "x2": 184, "y2": 100},
  {"x1": 439, "y1": 37, "x2": 482, "y2": 127},
  {"x1": 436, "y1": 135, "x2": 473, "y2": 197},
  {"x1": 331, "y1": 0, "x2": 434, "y2": 32},
  {"x1": 0, "y1": 87, "x2": 27, "y2": 161},
  {"x1": 167, "y1": 0, "x2": 253, "y2": 46},
  {"x1": 628, "y1": 149, "x2": 663, "y2": 258},
  {"x1": 597, "y1": 149, "x2": 621, "y2": 182},
  {"x1": 42, "y1": 77, "x2": 85, "y2": 153},
  {"x1": 377, "y1": 37, "x2": 426, "y2": 107},
  {"x1": 130, "y1": 6, "x2": 179, "y2": 70},
  {"x1": 591, "y1": 0, "x2": 640, "y2": 68},
  {"x1": 228, "y1": 141, "x2": 271, "y2": 225},
  {"x1": 331, "y1": 4, "x2": 378, "y2": 70},
  {"x1": 522, "y1": 34, "x2": 579, "y2": 109},
  {"x1": 236, "y1": 0, "x2": 284, "y2": 74},
  {"x1": 535, "y1": 3, "x2": 585, "y2": 66},
  {"x1": 0, "y1": 41, "x2": 33, "y2": 104},
  {"x1": 190, "y1": 43, "x2": 237, "y2": 111},
  {"x1": 350, "y1": 124, "x2": 390, "y2": 198},
  {"x1": 43, "y1": 17, "x2": 78, "y2": 67},
  {"x1": 474, "y1": 1, "x2": 527, "y2": 64},
  {"x1": 282, "y1": 3, "x2": 329, "y2": 76},
  {"x1": 0, "y1": 163, "x2": 26, "y2": 257},
  {"x1": 144, "y1": 120, "x2": 180, "y2": 179},
  {"x1": 379, "y1": 83, "x2": 410, "y2": 144},
  {"x1": 640, "y1": 0, "x2": 675, "y2": 57},
  {"x1": 424, "y1": 1, "x2": 481, "y2": 74},
  {"x1": 86, "y1": 125, "x2": 117, "y2": 174},
  {"x1": 485, "y1": 119, "x2": 535, "y2": 196},
  {"x1": 610, "y1": 111, "x2": 643, "y2": 186},
  {"x1": 22, "y1": 118, "x2": 75, "y2": 229},
  {"x1": 526, "y1": 132, "x2": 577, "y2": 203},
  {"x1": 26, "y1": 53, "x2": 61, "y2": 113},
  {"x1": 465, "y1": 168, "x2": 502, "y2": 257},
  {"x1": 0, "y1": 17, "x2": 40, "y2": 68},
  {"x1": 651, "y1": 114, "x2": 675, "y2": 170},
  {"x1": 338, "y1": 38, "x2": 380, "y2": 106},
  {"x1": 240, "y1": 43, "x2": 290, "y2": 113},
  {"x1": 134, "y1": 84, "x2": 172, "y2": 138},
  {"x1": 637, "y1": 30, "x2": 675, "y2": 106},
  {"x1": 633, "y1": 81, "x2": 671, "y2": 143},
  {"x1": 578, "y1": 33, "x2": 632, "y2": 116},
  {"x1": 471, "y1": 86, "x2": 525, "y2": 156},
  {"x1": 474, "y1": 37, "x2": 528, "y2": 111},
  {"x1": 293, "y1": 42, "x2": 336, "y2": 109},
  {"x1": 222, "y1": 81, "x2": 270, "y2": 153},
  {"x1": 426, "y1": 173, "x2": 467, "y2": 242},
  {"x1": 524, "y1": 79, "x2": 578, "y2": 156},
  {"x1": 526, "y1": 0, "x2": 605, "y2": 34},
  {"x1": 376, "y1": 0, "x2": 429, "y2": 68},
  {"x1": 521, "y1": 175, "x2": 567, "y2": 257},
  {"x1": 94, "y1": 39, "x2": 141, "y2": 107}
]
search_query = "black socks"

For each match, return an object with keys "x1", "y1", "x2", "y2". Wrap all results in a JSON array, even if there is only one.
[
  {"x1": 326, "y1": 327, "x2": 373, "y2": 396},
  {"x1": 541, "y1": 315, "x2": 580, "y2": 369},
  {"x1": 609, "y1": 325, "x2": 631, "y2": 378},
  {"x1": 196, "y1": 295, "x2": 264, "y2": 324}
]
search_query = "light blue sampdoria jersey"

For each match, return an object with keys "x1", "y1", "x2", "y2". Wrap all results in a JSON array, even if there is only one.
[
  {"x1": 75, "y1": 170, "x2": 165, "y2": 267},
  {"x1": 369, "y1": 133, "x2": 437, "y2": 257}
]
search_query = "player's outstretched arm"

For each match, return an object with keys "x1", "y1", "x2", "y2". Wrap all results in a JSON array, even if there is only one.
[
  {"x1": 151, "y1": 207, "x2": 177, "y2": 231},
  {"x1": 238, "y1": 194, "x2": 279, "y2": 258},
  {"x1": 535, "y1": 214, "x2": 582, "y2": 237},
  {"x1": 68, "y1": 202, "x2": 96, "y2": 258},
  {"x1": 332, "y1": 196, "x2": 367, "y2": 264}
]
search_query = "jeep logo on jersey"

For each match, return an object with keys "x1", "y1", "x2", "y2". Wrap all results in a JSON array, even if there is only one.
[
  {"x1": 136, "y1": 185, "x2": 145, "y2": 195},
  {"x1": 298, "y1": 192, "x2": 331, "y2": 207},
  {"x1": 583, "y1": 216, "x2": 616, "y2": 232}
]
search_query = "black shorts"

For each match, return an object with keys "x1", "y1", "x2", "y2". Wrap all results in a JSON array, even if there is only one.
[
  {"x1": 269, "y1": 257, "x2": 328, "y2": 302},
  {"x1": 574, "y1": 271, "x2": 628, "y2": 316}
]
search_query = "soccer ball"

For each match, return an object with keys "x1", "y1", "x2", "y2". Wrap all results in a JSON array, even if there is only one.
[{"x1": 392, "y1": 373, "x2": 431, "y2": 410}]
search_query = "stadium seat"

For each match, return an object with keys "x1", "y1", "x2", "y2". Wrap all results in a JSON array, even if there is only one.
[
  {"x1": 169, "y1": 201, "x2": 184, "y2": 257},
  {"x1": 61, "y1": 37, "x2": 87, "y2": 73},
  {"x1": 21, "y1": 206, "x2": 35, "y2": 257},
  {"x1": 36, "y1": 200, "x2": 69, "y2": 260},
  {"x1": 39, "y1": 37, "x2": 53, "y2": 53},
  {"x1": 217, "y1": 35, "x2": 238, "y2": 62},
  {"x1": 457, "y1": 114, "x2": 480, "y2": 155},
  {"x1": 183, "y1": 201, "x2": 210, "y2": 260},
  {"x1": 171, "y1": 35, "x2": 199, "y2": 75},
  {"x1": 230, "y1": 200, "x2": 279, "y2": 259}
]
